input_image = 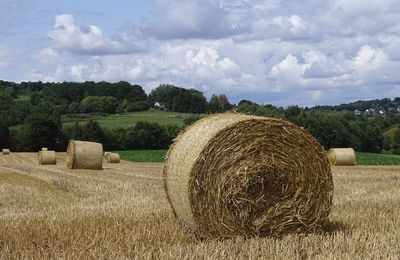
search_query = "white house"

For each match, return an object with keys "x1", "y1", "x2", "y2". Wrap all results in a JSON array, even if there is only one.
[{"x1": 154, "y1": 102, "x2": 166, "y2": 110}]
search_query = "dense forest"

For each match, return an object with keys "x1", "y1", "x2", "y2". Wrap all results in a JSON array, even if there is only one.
[{"x1": 0, "y1": 80, "x2": 399, "y2": 154}]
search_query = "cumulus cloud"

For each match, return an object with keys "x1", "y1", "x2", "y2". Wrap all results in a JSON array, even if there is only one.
[
  {"x1": 250, "y1": 15, "x2": 317, "y2": 41},
  {"x1": 266, "y1": 44, "x2": 400, "y2": 101},
  {"x1": 38, "y1": 48, "x2": 59, "y2": 63},
  {"x1": 269, "y1": 54, "x2": 308, "y2": 90},
  {"x1": 144, "y1": 0, "x2": 242, "y2": 39},
  {"x1": 353, "y1": 45, "x2": 386, "y2": 72},
  {"x1": 48, "y1": 14, "x2": 145, "y2": 55}
]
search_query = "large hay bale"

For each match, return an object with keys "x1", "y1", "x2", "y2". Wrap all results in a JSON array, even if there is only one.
[
  {"x1": 164, "y1": 113, "x2": 333, "y2": 239},
  {"x1": 104, "y1": 152, "x2": 120, "y2": 163},
  {"x1": 38, "y1": 150, "x2": 56, "y2": 165},
  {"x1": 66, "y1": 140, "x2": 103, "y2": 170},
  {"x1": 327, "y1": 148, "x2": 356, "y2": 166},
  {"x1": 1, "y1": 149, "x2": 10, "y2": 155}
]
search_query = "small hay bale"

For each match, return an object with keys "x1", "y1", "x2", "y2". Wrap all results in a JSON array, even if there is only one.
[
  {"x1": 327, "y1": 148, "x2": 356, "y2": 166},
  {"x1": 66, "y1": 140, "x2": 103, "y2": 170},
  {"x1": 104, "y1": 152, "x2": 120, "y2": 163},
  {"x1": 164, "y1": 113, "x2": 333, "y2": 239},
  {"x1": 38, "y1": 150, "x2": 57, "y2": 165},
  {"x1": 2, "y1": 149, "x2": 10, "y2": 155},
  {"x1": 41, "y1": 147, "x2": 48, "y2": 151}
]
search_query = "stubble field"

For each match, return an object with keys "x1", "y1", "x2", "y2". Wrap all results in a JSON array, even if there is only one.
[{"x1": 0, "y1": 153, "x2": 399, "y2": 259}]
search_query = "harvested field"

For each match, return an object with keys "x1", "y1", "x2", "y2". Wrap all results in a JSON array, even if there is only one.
[{"x1": 0, "y1": 153, "x2": 399, "y2": 259}]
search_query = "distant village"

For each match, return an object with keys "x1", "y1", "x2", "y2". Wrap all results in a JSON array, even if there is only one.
[
  {"x1": 313, "y1": 97, "x2": 400, "y2": 116},
  {"x1": 353, "y1": 107, "x2": 400, "y2": 116}
]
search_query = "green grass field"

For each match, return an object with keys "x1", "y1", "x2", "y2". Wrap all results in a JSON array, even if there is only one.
[
  {"x1": 118, "y1": 150, "x2": 167, "y2": 162},
  {"x1": 62, "y1": 111, "x2": 195, "y2": 129},
  {"x1": 118, "y1": 150, "x2": 400, "y2": 165},
  {"x1": 356, "y1": 152, "x2": 400, "y2": 165}
]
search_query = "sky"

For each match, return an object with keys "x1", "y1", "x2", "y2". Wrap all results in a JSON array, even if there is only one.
[{"x1": 1, "y1": 0, "x2": 400, "y2": 106}]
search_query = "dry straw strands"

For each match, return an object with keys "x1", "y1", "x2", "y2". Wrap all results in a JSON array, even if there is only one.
[
  {"x1": 164, "y1": 113, "x2": 333, "y2": 239},
  {"x1": 38, "y1": 150, "x2": 56, "y2": 165},
  {"x1": 2, "y1": 149, "x2": 10, "y2": 155},
  {"x1": 104, "y1": 152, "x2": 120, "y2": 163},
  {"x1": 327, "y1": 148, "x2": 356, "y2": 166},
  {"x1": 66, "y1": 140, "x2": 103, "y2": 170}
]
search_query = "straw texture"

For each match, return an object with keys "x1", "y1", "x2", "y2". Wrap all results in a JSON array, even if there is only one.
[
  {"x1": 164, "y1": 113, "x2": 333, "y2": 239},
  {"x1": 104, "y1": 152, "x2": 120, "y2": 163},
  {"x1": 66, "y1": 140, "x2": 103, "y2": 170},
  {"x1": 2, "y1": 149, "x2": 10, "y2": 155},
  {"x1": 327, "y1": 148, "x2": 356, "y2": 166},
  {"x1": 38, "y1": 150, "x2": 56, "y2": 165}
]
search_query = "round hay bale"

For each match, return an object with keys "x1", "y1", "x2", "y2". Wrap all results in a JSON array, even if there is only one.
[
  {"x1": 164, "y1": 113, "x2": 333, "y2": 239},
  {"x1": 66, "y1": 140, "x2": 103, "y2": 170},
  {"x1": 41, "y1": 147, "x2": 48, "y2": 151},
  {"x1": 38, "y1": 150, "x2": 56, "y2": 165},
  {"x1": 2, "y1": 149, "x2": 10, "y2": 155},
  {"x1": 327, "y1": 148, "x2": 356, "y2": 166},
  {"x1": 104, "y1": 152, "x2": 120, "y2": 163}
]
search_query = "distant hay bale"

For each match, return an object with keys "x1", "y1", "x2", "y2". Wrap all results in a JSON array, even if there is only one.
[
  {"x1": 327, "y1": 148, "x2": 356, "y2": 166},
  {"x1": 38, "y1": 150, "x2": 56, "y2": 165},
  {"x1": 41, "y1": 147, "x2": 48, "y2": 151},
  {"x1": 104, "y1": 152, "x2": 120, "y2": 163},
  {"x1": 2, "y1": 149, "x2": 10, "y2": 155},
  {"x1": 164, "y1": 113, "x2": 333, "y2": 239},
  {"x1": 66, "y1": 140, "x2": 103, "y2": 170}
]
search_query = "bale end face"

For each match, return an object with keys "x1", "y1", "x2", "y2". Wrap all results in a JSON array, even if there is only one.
[
  {"x1": 164, "y1": 113, "x2": 334, "y2": 239},
  {"x1": 38, "y1": 151, "x2": 57, "y2": 165},
  {"x1": 66, "y1": 140, "x2": 103, "y2": 170},
  {"x1": 1, "y1": 149, "x2": 10, "y2": 155},
  {"x1": 327, "y1": 148, "x2": 356, "y2": 166}
]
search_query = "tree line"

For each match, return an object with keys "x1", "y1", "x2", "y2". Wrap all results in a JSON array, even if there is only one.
[
  {"x1": 314, "y1": 97, "x2": 400, "y2": 112},
  {"x1": 235, "y1": 100, "x2": 400, "y2": 155},
  {"x1": 0, "y1": 116, "x2": 192, "y2": 152},
  {"x1": 1, "y1": 80, "x2": 399, "y2": 154},
  {"x1": 0, "y1": 81, "x2": 231, "y2": 127}
]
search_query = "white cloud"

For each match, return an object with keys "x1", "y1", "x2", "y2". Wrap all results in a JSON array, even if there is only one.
[
  {"x1": 269, "y1": 54, "x2": 308, "y2": 90},
  {"x1": 265, "y1": 45, "x2": 400, "y2": 103},
  {"x1": 144, "y1": 0, "x2": 242, "y2": 39},
  {"x1": 48, "y1": 14, "x2": 145, "y2": 55},
  {"x1": 185, "y1": 47, "x2": 240, "y2": 73},
  {"x1": 353, "y1": 45, "x2": 387, "y2": 71},
  {"x1": 251, "y1": 15, "x2": 316, "y2": 41},
  {"x1": 38, "y1": 48, "x2": 59, "y2": 63}
]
